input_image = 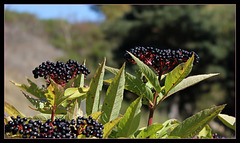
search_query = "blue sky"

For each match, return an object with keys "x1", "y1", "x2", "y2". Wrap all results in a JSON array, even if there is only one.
[{"x1": 4, "y1": 4, "x2": 105, "y2": 23}]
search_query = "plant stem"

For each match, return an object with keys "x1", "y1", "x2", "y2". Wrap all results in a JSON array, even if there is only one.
[
  {"x1": 147, "y1": 91, "x2": 158, "y2": 126},
  {"x1": 51, "y1": 106, "x2": 56, "y2": 122},
  {"x1": 147, "y1": 71, "x2": 162, "y2": 127},
  {"x1": 147, "y1": 107, "x2": 154, "y2": 126}
]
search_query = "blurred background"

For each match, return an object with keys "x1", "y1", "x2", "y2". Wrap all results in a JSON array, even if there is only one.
[{"x1": 4, "y1": 4, "x2": 235, "y2": 138}]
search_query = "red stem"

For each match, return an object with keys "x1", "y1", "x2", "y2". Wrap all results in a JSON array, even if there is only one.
[
  {"x1": 51, "y1": 106, "x2": 56, "y2": 122},
  {"x1": 147, "y1": 72, "x2": 162, "y2": 127},
  {"x1": 147, "y1": 107, "x2": 154, "y2": 126}
]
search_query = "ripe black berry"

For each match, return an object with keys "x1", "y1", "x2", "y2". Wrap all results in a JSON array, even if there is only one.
[
  {"x1": 124, "y1": 47, "x2": 200, "y2": 74},
  {"x1": 5, "y1": 115, "x2": 104, "y2": 139},
  {"x1": 32, "y1": 59, "x2": 90, "y2": 86}
]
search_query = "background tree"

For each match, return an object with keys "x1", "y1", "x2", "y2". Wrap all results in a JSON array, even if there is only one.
[{"x1": 94, "y1": 5, "x2": 235, "y2": 137}]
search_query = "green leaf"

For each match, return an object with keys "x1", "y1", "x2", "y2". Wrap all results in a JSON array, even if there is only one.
[
  {"x1": 166, "y1": 73, "x2": 219, "y2": 98},
  {"x1": 117, "y1": 97, "x2": 142, "y2": 138},
  {"x1": 22, "y1": 91, "x2": 66, "y2": 114},
  {"x1": 136, "y1": 124, "x2": 163, "y2": 138},
  {"x1": 101, "y1": 63, "x2": 125, "y2": 124},
  {"x1": 89, "y1": 111, "x2": 103, "y2": 120},
  {"x1": 4, "y1": 101, "x2": 25, "y2": 118},
  {"x1": 169, "y1": 104, "x2": 226, "y2": 138},
  {"x1": 64, "y1": 87, "x2": 89, "y2": 100},
  {"x1": 127, "y1": 51, "x2": 161, "y2": 95},
  {"x1": 33, "y1": 114, "x2": 65, "y2": 120},
  {"x1": 65, "y1": 100, "x2": 81, "y2": 121},
  {"x1": 45, "y1": 84, "x2": 55, "y2": 106},
  {"x1": 198, "y1": 124, "x2": 213, "y2": 138},
  {"x1": 164, "y1": 53, "x2": 194, "y2": 96},
  {"x1": 105, "y1": 65, "x2": 153, "y2": 103},
  {"x1": 218, "y1": 114, "x2": 235, "y2": 131},
  {"x1": 32, "y1": 114, "x2": 52, "y2": 120},
  {"x1": 10, "y1": 78, "x2": 45, "y2": 99},
  {"x1": 152, "y1": 119, "x2": 180, "y2": 138},
  {"x1": 46, "y1": 79, "x2": 72, "y2": 107},
  {"x1": 86, "y1": 57, "x2": 106, "y2": 115},
  {"x1": 102, "y1": 116, "x2": 124, "y2": 138},
  {"x1": 22, "y1": 91, "x2": 50, "y2": 110}
]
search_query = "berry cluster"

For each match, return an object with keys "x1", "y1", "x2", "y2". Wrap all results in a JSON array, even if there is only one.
[
  {"x1": 5, "y1": 115, "x2": 104, "y2": 138},
  {"x1": 124, "y1": 46, "x2": 200, "y2": 74},
  {"x1": 32, "y1": 59, "x2": 90, "y2": 86}
]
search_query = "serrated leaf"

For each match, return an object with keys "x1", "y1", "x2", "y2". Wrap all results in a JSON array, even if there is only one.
[
  {"x1": 117, "y1": 97, "x2": 142, "y2": 138},
  {"x1": 166, "y1": 73, "x2": 219, "y2": 98},
  {"x1": 165, "y1": 54, "x2": 194, "y2": 96},
  {"x1": 105, "y1": 65, "x2": 153, "y2": 103},
  {"x1": 10, "y1": 78, "x2": 45, "y2": 99},
  {"x1": 103, "y1": 116, "x2": 124, "y2": 138},
  {"x1": 136, "y1": 124, "x2": 163, "y2": 138},
  {"x1": 127, "y1": 51, "x2": 161, "y2": 94},
  {"x1": 4, "y1": 101, "x2": 25, "y2": 118},
  {"x1": 218, "y1": 114, "x2": 235, "y2": 131},
  {"x1": 22, "y1": 91, "x2": 50, "y2": 109},
  {"x1": 169, "y1": 104, "x2": 226, "y2": 138},
  {"x1": 86, "y1": 57, "x2": 106, "y2": 115},
  {"x1": 101, "y1": 63, "x2": 125, "y2": 124}
]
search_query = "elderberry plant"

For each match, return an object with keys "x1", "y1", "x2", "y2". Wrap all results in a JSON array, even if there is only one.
[{"x1": 5, "y1": 51, "x2": 235, "y2": 139}]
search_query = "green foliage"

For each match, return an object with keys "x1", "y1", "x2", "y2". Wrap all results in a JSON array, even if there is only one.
[
  {"x1": 135, "y1": 124, "x2": 163, "y2": 138},
  {"x1": 5, "y1": 5, "x2": 235, "y2": 138},
  {"x1": 86, "y1": 57, "x2": 106, "y2": 115},
  {"x1": 104, "y1": 65, "x2": 153, "y2": 104},
  {"x1": 164, "y1": 54, "x2": 194, "y2": 96},
  {"x1": 169, "y1": 104, "x2": 226, "y2": 138},
  {"x1": 5, "y1": 56, "x2": 234, "y2": 138},
  {"x1": 218, "y1": 114, "x2": 236, "y2": 131},
  {"x1": 166, "y1": 73, "x2": 220, "y2": 97},
  {"x1": 127, "y1": 52, "x2": 161, "y2": 95},
  {"x1": 100, "y1": 63, "x2": 125, "y2": 124},
  {"x1": 4, "y1": 101, "x2": 26, "y2": 118},
  {"x1": 10, "y1": 79, "x2": 45, "y2": 99},
  {"x1": 198, "y1": 124, "x2": 213, "y2": 138},
  {"x1": 117, "y1": 97, "x2": 142, "y2": 138}
]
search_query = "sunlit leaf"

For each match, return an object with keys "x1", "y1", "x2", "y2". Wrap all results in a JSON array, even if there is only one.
[
  {"x1": 86, "y1": 57, "x2": 106, "y2": 115},
  {"x1": 101, "y1": 63, "x2": 125, "y2": 124},
  {"x1": 117, "y1": 97, "x2": 142, "y2": 137},
  {"x1": 165, "y1": 54, "x2": 194, "y2": 96},
  {"x1": 102, "y1": 116, "x2": 124, "y2": 138},
  {"x1": 218, "y1": 114, "x2": 235, "y2": 131},
  {"x1": 169, "y1": 104, "x2": 226, "y2": 138},
  {"x1": 4, "y1": 101, "x2": 25, "y2": 118}
]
